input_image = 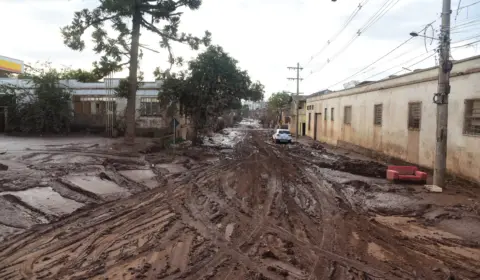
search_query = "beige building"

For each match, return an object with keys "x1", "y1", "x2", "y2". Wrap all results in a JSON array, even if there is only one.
[
  {"x1": 306, "y1": 55, "x2": 480, "y2": 182},
  {"x1": 289, "y1": 96, "x2": 307, "y2": 136}
]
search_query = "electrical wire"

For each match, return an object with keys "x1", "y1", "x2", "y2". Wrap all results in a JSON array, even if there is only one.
[
  {"x1": 389, "y1": 52, "x2": 437, "y2": 76},
  {"x1": 323, "y1": 36, "x2": 415, "y2": 89},
  {"x1": 305, "y1": 0, "x2": 402, "y2": 77},
  {"x1": 362, "y1": 50, "x2": 436, "y2": 80},
  {"x1": 361, "y1": 0, "x2": 401, "y2": 33},
  {"x1": 452, "y1": 38, "x2": 480, "y2": 48},
  {"x1": 326, "y1": 33, "x2": 480, "y2": 88},
  {"x1": 455, "y1": 0, "x2": 480, "y2": 11},
  {"x1": 304, "y1": 0, "x2": 370, "y2": 67},
  {"x1": 368, "y1": 50, "x2": 438, "y2": 80}
]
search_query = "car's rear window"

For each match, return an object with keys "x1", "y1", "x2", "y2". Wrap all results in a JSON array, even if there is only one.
[{"x1": 279, "y1": 130, "x2": 290, "y2": 135}]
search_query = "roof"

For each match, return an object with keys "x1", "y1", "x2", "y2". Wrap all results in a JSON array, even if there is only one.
[
  {"x1": 308, "y1": 89, "x2": 332, "y2": 97},
  {"x1": 0, "y1": 78, "x2": 162, "y2": 96}
]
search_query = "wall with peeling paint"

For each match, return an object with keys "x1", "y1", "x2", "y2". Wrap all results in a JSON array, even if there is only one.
[{"x1": 306, "y1": 55, "x2": 480, "y2": 182}]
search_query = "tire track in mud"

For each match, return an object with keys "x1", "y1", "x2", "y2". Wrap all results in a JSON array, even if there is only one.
[{"x1": 0, "y1": 131, "x2": 479, "y2": 279}]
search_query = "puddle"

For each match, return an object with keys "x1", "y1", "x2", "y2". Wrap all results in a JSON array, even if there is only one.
[
  {"x1": 65, "y1": 175, "x2": 130, "y2": 195},
  {"x1": 155, "y1": 164, "x2": 187, "y2": 174},
  {"x1": 120, "y1": 170, "x2": 159, "y2": 189},
  {"x1": 364, "y1": 192, "x2": 428, "y2": 215},
  {"x1": 1, "y1": 187, "x2": 84, "y2": 216},
  {"x1": 48, "y1": 154, "x2": 98, "y2": 164},
  {"x1": 437, "y1": 217, "x2": 480, "y2": 241},
  {"x1": 0, "y1": 196, "x2": 49, "y2": 227}
]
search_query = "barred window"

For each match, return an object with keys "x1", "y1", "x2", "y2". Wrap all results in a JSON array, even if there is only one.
[
  {"x1": 408, "y1": 102, "x2": 421, "y2": 129},
  {"x1": 464, "y1": 99, "x2": 480, "y2": 135},
  {"x1": 140, "y1": 97, "x2": 160, "y2": 116},
  {"x1": 324, "y1": 108, "x2": 327, "y2": 120},
  {"x1": 331, "y1": 108, "x2": 334, "y2": 121},
  {"x1": 344, "y1": 106, "x2": 352, "y2": 125},
  {"x1": 374, "y1": 104, "x2": 383, "y2": 126}
]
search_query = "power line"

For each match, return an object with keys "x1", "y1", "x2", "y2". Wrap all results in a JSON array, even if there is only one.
[
  {"x1": 455, "y1": 0, "x2": 480, "y2": 10},
  {"x1": 324, "y1": 36, "x2": 415, "y2": 89},
  {"x1": 389, "y1": 52, "x2": 437, "y2": 76},
  {"x1": 327, "y1": 33, "x2": 480, "y2": 87},
  {"x1": 452, "y1": 38, "x2": 480, "y2": 48},
  {"x1": 363, "y1": 50, "x2": 436, "y2": 80},
  {"x1": 361, "y1": 0, "x2": 401, "y2": 33},
  {"x1": 305, "y1": 0, "x2": 402, "y2": 77},
  {"x1": 305, "y1": 0, "x2": 370, "y2": 67}
]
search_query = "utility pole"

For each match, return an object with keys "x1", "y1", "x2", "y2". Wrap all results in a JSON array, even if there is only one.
[
  {"x1": 433, "y1": 0, "x2": 452, "y2": 188},
  {"x1": 287, "y1": 62, "x2": 303, "y2": 138}
]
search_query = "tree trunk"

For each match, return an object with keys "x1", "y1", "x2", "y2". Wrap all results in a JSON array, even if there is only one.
[{"x1": 124, "y1": 0, "x2": 142, "y2": 145}]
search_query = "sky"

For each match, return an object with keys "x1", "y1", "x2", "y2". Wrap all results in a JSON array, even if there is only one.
[{"x1": 1, "y1": 0, "x2": 479, "y2": 99}]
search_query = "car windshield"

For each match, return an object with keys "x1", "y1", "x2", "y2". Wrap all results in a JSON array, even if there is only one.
[{"x1": 278, "y1": 130, "x2": 290, "y2": 135}]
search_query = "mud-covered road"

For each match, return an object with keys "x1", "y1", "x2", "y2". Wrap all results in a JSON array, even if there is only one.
[{"x1": 0, "y1": 130, "x2": 479, "y2": 280}]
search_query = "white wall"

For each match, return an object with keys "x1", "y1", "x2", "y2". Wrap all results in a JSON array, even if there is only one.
[{"x1": 306, "y1": 55, "x2": 480, "y2": 182}]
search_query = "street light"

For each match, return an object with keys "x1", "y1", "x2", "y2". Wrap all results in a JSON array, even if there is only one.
[{"x1": 409, "y1": 32, "x2": 438, "y2": 40}]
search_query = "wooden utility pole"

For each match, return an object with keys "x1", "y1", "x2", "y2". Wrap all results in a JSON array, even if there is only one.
[
  {"x1": 433, "y1": 0, "x2": 452, "y2": 187},
  {"x1": 287, "y1": 62, "x2": 303, "y2": 138}
]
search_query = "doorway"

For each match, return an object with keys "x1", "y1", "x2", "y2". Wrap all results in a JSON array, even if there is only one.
[
  {"x1": 314, "y1": 113, "x2": 322, "y2": 140},
  {"x1": 301, "y1": 123, "x2": 306, "y2": 136}
]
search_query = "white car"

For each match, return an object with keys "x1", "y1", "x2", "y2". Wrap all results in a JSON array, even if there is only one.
[{"x1": 272, "y1": 129, "x2": 293, "y2": 144}]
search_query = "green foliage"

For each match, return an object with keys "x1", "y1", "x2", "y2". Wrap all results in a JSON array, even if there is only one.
[
  {"x1": 62, "y1": 0, "x2": 212, "y2": 144},
  {"x1": 0, "y1": 67, "x2": 73, "y2": 134},
  {"x1": 61, "y1": 0, "x2": 212, "y2": 79},
  {"x1": 268, "y1": 91, "x2": 292, "y2": 111},
  {"x1": 114, "y1": 71, "x2": 144, "y2": 98},
  {"x1": 61, "y1": 68, "x2": 102, "y2": 82},
  {"x1": 159, "y1": 45, "x2": 265, "y2": 139},
  {"x1": 241, "y1": 104, "x2": 249, "y2": 117}
]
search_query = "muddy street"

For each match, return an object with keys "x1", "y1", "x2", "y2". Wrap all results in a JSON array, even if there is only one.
[{"x1": 0, "y1": 129, "x2": 479, "y2": 280}]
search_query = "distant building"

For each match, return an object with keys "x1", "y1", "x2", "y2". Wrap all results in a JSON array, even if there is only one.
[
  {"x1": 243, "y1": 100, "x2": 267, "y2": 110},
  {"x1": 0, "y1": 78, "x2": 190, "y2": 138}
]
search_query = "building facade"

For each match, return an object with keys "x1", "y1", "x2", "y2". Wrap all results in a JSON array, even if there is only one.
[
  {"x1": 289, "y1": 96, "x2": 307, "y2": 135},
  {"x1": 306, "y1": 55, "x2": 480, "y2": 182},
  {"x1": 0, "y1": 78, "x2": 190, "y2": 139}
]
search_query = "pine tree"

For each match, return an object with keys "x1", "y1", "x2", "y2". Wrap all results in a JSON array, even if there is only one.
[{"x1": 62, "y1": 0, "x2": 211, "y2": 145}]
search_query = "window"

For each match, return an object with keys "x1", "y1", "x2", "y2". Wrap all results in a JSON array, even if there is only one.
[
  {"x1": 324, "y1": 108, "x2": 327, "y2": 120},
  {"x1": 140, "y1": 97, "x2": 161, "y2": 116},
  {"x1": 307, "y1": 105, "x2": 314, "y2": 110},
  {"x1": 374, "y1": 104, "x2": 383, "y2": 126},
  {"x1": 464, "y1": 99, "x2": 480, "y2": 135},
  {"x1": 308, "y1": 113, "x2": 311, "y2": 131},
  {"x1": 344, "y1": 106, "x2": 352, "y2": 125},
  {"x1": 331, "y1": 108, "x2": 334, "y2": 121},
  {"x1": 408, "y1": 102, "x2": 421, "y2": 129}
]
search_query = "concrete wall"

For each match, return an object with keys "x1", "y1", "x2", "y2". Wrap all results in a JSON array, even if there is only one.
[{"x1": 306, "y1": 55, "x2": 480, "y2": 182}]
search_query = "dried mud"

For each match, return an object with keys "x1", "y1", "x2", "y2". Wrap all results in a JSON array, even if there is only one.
[{"x1": 0, "y1": 131, "x2": 479, "y2": 280}]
